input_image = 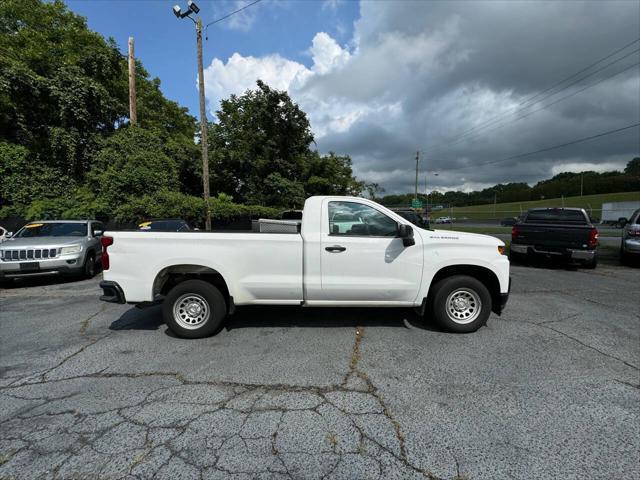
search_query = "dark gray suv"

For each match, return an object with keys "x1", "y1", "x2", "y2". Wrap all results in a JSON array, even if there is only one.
[{"x1": 0, "y1": 220, "x2": 104, "y2": 281}]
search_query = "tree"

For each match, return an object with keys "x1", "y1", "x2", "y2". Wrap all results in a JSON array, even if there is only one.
[
  {"x1": 626, "y1": 158, "x2": 640, "y2": 177},
  {"x1": 87, "y1": 127, "x2": 179, "y2": 207},
  {"x1": 209, "y1": 81, "x2": 365, "y2": 206},
  {"x1": 209, "y1": 80, "x2": 313, "y2": 204},
  {"x1": 0, "y1": 0, "x2": 199, "y2": 214}
]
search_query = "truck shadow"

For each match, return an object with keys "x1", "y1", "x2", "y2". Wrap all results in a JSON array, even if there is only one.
[{"x1": 109, "y1": 305, "x2": 447, "y2": 335}]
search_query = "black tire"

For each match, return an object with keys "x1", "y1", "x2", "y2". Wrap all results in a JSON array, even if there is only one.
[
  {"x1": 582, "y1": 255, "x2": 597, "y2": 269},
  {"x1": 508, "y1": 250, "x2": 526, "y2": 264},
  {"x1": 430, "y1": 275, "x2": 492, "y2": 333},
  {"x1": 162, "y1": 280, "x2": 227, "y2": 339},
  {"x1": 83, "y1": 252, "x2": 96, "y2": 278}
]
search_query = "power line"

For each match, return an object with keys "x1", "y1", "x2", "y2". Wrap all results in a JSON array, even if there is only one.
[
  {"x1": 518, "y1": 37, "x2": 640, "y2": 109},
  {"x1": 205, "y1": 0, "x2": 262, "y2": 33},
  {"x1": 444, "y1": 122, "x2": 640, "y2": 172},
  {"x1": 431, "y1": 61, "x2": 639, "y2": 154},
  {"x1": 424, "y1": 38, "x2": 640, "y2": 154}
]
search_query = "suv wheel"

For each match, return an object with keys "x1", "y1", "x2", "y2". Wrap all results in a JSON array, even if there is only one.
[
  {"x1": 162, "y1": 280, "x2": 227, "y2": 339},
  {"x1": 430, "y1": 275, "x2": 492, "y2": 333},
  {"x1": 83, "y1": 253, "x2": 96, "y2": 278}
]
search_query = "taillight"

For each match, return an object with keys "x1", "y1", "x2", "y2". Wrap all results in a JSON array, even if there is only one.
[
  {"x1": 511, "y1": 225, "x2": 520, "y2": 241},
  {"x1": 628, "y1": 227, "x2": 640, "y2": 237},
  {"x1": 587, "y1": 228, "x2": 598, "y2": 248},
  {"x1": 101, "y1": 236, "x2": 114, "y2": 270}
]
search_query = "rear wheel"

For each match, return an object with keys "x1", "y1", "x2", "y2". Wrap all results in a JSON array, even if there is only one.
[
  {"x1": 582, "y1": 255, "x2": 597, "y2": 269},
  {"x1": 83, "y1": 253, "x2": 96, "y2": 278},
  {"x1": 162, "y1": 280, "x2": 227, "y2": 338},
  {"x1": 508, "y1": 250, "x2": 526, "y2": 264},
  {"x1": 430, "y1": 275, "x2": 492, "y2": 333}
]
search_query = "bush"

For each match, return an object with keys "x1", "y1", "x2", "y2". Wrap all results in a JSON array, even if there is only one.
[
  {"x1": 24, "y1": 188, "x2": 108, "y2": 220},
  {"x1": 113, "y1": 191, "x2": 280, "y2": 226}
]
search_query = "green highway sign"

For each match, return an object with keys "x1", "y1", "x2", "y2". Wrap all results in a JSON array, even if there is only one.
[{"x1": 411, "y1": 198, "x2": 422, "y2": 209}]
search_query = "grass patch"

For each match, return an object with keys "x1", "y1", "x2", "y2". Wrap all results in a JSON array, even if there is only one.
[{"x1": 447, "y1": 191, "x2": 639, "y2": 220}]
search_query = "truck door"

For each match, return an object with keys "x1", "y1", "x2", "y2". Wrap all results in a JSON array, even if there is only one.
[{"x1": 316, "y1": 200, "x2": 423, "y2": 302}]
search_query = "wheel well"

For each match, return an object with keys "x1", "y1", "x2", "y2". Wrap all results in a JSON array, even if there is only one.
[
  {"x1": 153, "y1": 265, "x2": 231, "y2": 306},
  {"x1": 427, "y1": 265, "x2": 501, "y2": 314}
]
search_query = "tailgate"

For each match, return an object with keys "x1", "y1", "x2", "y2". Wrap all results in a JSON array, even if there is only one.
[{"x1": 515, "y1": 224, "x2": 592, "y2": 249}]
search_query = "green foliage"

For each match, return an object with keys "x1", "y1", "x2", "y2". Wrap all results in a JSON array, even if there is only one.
[
  {"x1": 88, "y1": 127, "x2": 179, "y2": 206},
  {"x1": 0, "y1": 141, "x2": 70, "y2": 207},
  {"x1": 113, "y1": 191, "x2": 279, "y2": 225},
  {"x1": 210, "y1": 81, "x2": 364, "y2": 207},
  {"x1": 25, "y1": 188, "x2": 107, "y2": 220},
  {"x1": 626, "y1": 157, "x2": 640, "y2": 176},
  {"x1": 0, "y1": 0, "x2": 200, "y2": 213}
]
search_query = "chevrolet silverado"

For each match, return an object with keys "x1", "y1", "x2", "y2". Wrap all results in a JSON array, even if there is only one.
[{"x1": 100, "y1": 196, "x2": 510, "y2": 338}]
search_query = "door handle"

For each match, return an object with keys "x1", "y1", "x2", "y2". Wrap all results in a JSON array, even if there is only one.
[{"x1": 325, "y1": 245, "x2": 346, "y2": 253}]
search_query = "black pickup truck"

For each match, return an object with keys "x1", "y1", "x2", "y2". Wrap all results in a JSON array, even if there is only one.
[{"x1": 509, "y1": 208, "x2": 599, "y2": 268}]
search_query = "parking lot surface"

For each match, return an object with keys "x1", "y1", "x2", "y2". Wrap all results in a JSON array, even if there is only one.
[{"x1": 1, "y1": 262, "x2": 639, "y2": 479}]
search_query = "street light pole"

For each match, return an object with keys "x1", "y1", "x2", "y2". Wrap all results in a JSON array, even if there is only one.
[
  {"x1": 196, "y1": 18, "x2": 211, "y2": 231},
  {"x1": 173, "y1": 2, "x2": 211, "y2": 231}
]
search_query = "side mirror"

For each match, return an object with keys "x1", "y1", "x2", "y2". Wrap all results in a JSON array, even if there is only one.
[
  {"x1": 398, "y1": 224, "x2": 415, "y2": 247},
  {"x1": 94, "y1": 230, "x2": 103, "y2": 237},
  {"x1": 6, "y1": 232, "x2": 13, "y2": 238}
]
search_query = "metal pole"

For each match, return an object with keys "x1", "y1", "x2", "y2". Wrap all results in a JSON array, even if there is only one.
[
  {"x1": 128, "y1": 37, "x2": 137, "y2": 125},
  {"x1": 580, "y1": 173, "x2": 584, "y2": 197},
  {"x1": 196, "y1": 18, "x2": 212, "y2": 231},
  {"x1": 414, "y1": 151, "x2": 419, "y2": 201}
]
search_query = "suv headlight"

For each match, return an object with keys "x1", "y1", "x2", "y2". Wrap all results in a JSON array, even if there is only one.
[{"x1": 60, "y1": 245, "x2": 82, "y2": 255}]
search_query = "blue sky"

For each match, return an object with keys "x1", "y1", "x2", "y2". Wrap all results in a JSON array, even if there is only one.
[
  {"x1": 65, "y1": 1, "x2": 638, "y2": 194},
  {"x1": 67, "y1": 0, "x2": 360, "y2": 119}
]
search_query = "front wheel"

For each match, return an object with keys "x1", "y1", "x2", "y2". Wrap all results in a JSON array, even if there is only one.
[
  {"x1": 162, "y1": 280, "x2": 227, "y2": 338},
  {"x1": 430, "y1": 275, "x2": 492, "y2": 333},
  {"x1": 83, "y1": 253, "x2": 96, "y2": 278}
]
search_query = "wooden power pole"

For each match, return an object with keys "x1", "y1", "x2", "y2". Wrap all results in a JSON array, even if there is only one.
[
  {"x1": 128, "y1": 37, "x2": 137, "y2": 125},
  {"x1": 196, "y1": 18, "x2": 212, "y2": 231}
]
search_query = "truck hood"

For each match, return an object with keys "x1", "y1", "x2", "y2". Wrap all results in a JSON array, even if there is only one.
[
  {"x1": 0, "y1": 237, "x2": 86, "y2": 249},
  {"x1": 423, "y1": 228, "x2": 505, "y2": 247}
]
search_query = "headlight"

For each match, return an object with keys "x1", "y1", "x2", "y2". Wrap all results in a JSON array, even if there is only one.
[{"x1": 60, "y1": 245, "x2": 82, "y2": 255}]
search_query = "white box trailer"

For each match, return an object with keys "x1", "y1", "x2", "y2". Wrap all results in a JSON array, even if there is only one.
[{"x1": 601, "y1": 201, "x2": 640, "y2": 223}]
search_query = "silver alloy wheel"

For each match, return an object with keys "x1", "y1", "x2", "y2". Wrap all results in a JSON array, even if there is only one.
[
  {"x1": 445, "y1": 288, "x2": 482, "y2": 324},
  {"x1": 173, "y1": 293, "x2": 210, "y2": 329}
]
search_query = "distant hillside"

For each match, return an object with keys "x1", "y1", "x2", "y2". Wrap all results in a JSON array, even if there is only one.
[{"x1": 447, "y1": 191, "x2": 640, "y2": 220}]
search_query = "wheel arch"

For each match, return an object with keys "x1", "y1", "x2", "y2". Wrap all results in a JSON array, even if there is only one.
[
  {"x1": 426, "y1": 264, "x2": 502, "y2": 315},
  {"x1": 152, "y1": 264, "x2": 233, "y2": 312}
]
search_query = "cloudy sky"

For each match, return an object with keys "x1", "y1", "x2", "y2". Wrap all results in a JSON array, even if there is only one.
[{"x1": 71, "y1": 0, "x2": 640, "y2": 194}]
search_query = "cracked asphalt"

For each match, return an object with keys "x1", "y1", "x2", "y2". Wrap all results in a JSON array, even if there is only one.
[{"x1": 0, "y1": 262, "x2": 639, "y2": 479}]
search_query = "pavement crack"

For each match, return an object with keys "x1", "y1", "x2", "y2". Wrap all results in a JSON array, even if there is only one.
[{"x1": 79, "y1": 304, "x2": 107, "y2": 336}]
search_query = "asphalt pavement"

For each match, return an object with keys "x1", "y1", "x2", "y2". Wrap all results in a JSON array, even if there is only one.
[{"x1": 0, "y1": 261, "x2": 638, "y2": 479}]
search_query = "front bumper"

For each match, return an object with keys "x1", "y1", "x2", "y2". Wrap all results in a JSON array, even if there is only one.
[
  {"x1": 623, "y1": 238, "x2": 640, "y2": 254},
  {"x1": 510, "y1": 244, "x2": 596, "y2": 261},
  {"x1": 0, "y1": 255, "x2": 84, "y2": 278},
  {"x1": 100, "y1": 281, "x2": 126, "y2": 304},
  {"x1": 494, "y1": 277, "x2": 511, "y2": 315}
]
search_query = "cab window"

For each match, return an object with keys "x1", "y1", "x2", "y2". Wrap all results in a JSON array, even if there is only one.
[{"x1": 328, "y1": 201, "x2": 398, "y2": 237}]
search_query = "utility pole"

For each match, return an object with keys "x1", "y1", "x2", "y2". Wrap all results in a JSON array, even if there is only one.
[
  {"x1": 128, "y1": 37, "x2": 137, "y2": 125},
  {"x1": 493, "y1": 192, "x2": 497, "y2": 216},
  {"x1": 172, "y1": 2, "x2": 212, "y2": 231},
  {"x1": 580, "y1": 172, "x2": 584, "y2": 197},
  {"x1": 414, "y1": 151, "x2": 419, "y2": 201},
  {"x1": 196, "y1": 18, "x2": 211, "y2": 231}
]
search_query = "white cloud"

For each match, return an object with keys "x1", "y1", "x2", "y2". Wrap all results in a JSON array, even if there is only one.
[{"x1": 203, "y1": 1, "x2": 640, "y2": 194}]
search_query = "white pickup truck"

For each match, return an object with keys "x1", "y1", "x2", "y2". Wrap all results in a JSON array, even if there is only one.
[{"x1": 100, "y1": 196, "x2": 510, "y2": 338}]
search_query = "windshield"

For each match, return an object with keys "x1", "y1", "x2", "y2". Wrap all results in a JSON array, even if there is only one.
[
  {"x1": 526, "y1": 209, "x2": 587, "y2": 224},
  {"x1": 15, "y1": 222, "x2": 88, "y2": 238}
]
